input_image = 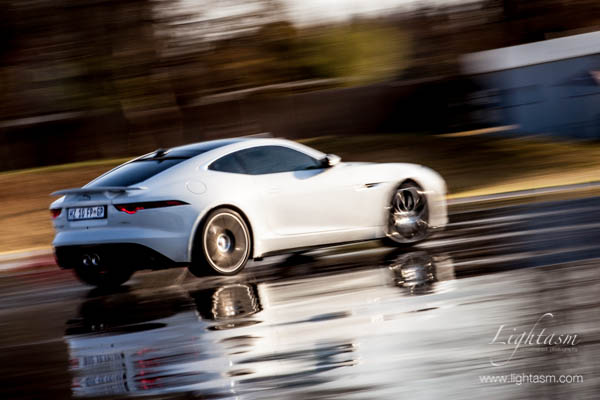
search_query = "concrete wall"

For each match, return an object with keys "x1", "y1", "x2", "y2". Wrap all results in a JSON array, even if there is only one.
[{"x1": 462, "y1": 32, "x2": 600, "y2": 140}]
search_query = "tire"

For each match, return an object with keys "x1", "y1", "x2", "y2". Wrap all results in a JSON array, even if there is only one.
[
  {"x1": 73, "y1": 257, "x2": 133, "y2": 288},
  {"x1": 190, "y1": 208, "x2": 251, "y2": 276},
  {"x1": 385, "y1": 181, "x2": 430, "y2": 245}
]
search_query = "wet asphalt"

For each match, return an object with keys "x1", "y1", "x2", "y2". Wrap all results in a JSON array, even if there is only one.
[{"x1": 0, "y1": 194, "x2": 599, "y2": 399}]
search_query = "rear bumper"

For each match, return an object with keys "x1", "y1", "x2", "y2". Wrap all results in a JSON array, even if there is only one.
[
  {"x1": 54, "y1": 243, "x2": 184, "y2": 271},
  {"x1": 52, "y1": 226, "x2": 191, "y2": 263}
]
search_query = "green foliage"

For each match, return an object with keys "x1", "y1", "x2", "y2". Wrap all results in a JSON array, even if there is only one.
[
  {"x1": 206, "y1": 21, "x2": 410, "y2": 90},
  {"x1": 296, "y1": 23, "x2": 410, "y2": 84}
]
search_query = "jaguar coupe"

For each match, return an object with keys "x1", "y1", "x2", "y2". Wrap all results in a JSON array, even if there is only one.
[{"x1": 50, "y1": 137, "x2": 447, "y2": 287}]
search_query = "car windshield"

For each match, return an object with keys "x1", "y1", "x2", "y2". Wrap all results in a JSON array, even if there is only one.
[{"x1": 87, "y1": 158, "x2": 186, "y2": 187}]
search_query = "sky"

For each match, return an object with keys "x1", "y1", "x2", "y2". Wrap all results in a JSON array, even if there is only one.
[
  {"x1": 282, "y1": 0, "x2": 471, "y2": 25},
  {"x1": 284, "y1": 0, "x2": 415, "y2": 24},
  {"x1": 193, "y1": 0, "x2": 477, "y2": 28}
]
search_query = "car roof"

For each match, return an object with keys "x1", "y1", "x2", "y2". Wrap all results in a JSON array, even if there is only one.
[
  {"x1": 123, "y1": 137, "x2": 327, "y2": 185},
  {"x1": 147, "y1": 137, "x2": 324, "y2": 163},
  {"x1": 193, "y1": 137, "x2": 326, "y2": 165},
  {"x1": 147, "y1": 138, "x2": 249, "y2": 159}
]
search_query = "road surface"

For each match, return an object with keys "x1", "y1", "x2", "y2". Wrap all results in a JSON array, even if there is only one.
[{"x1": 1, "y1": 195, "x2": 599, "y2": 399}]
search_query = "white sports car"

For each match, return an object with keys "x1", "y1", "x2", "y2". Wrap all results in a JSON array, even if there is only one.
[{"x1": 50, "y1": 137, "x2": 447, "y2": 287}]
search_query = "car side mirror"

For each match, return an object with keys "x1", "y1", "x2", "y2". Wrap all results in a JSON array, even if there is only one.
[{"x1": 323, "y1": 154, "x2": 341, "y2": 167}]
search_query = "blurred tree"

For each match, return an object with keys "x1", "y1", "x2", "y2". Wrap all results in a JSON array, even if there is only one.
[
  {"x1": 4, "y1": 0, "x2": 597, "y2": 124},
  {"x1": 297, "y1": 23, "x2": 409, "y2": 84},
  {"x1": 202, "y1": 20, "x2": 409, "y2": 91},
  {"x1": 398, "y1": 0, "x2": 600, "y2": 80},
  {"x1": 0, "y1": 0, "x2": 411, "y2": 122}
]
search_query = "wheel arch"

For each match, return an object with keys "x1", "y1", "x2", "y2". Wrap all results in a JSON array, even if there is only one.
[
  {"x1": 188, "y1": 204, "x2": 256, "y2": 263},
  {"x1": 397, "y1": 178, "x2": 424, "y2": 190},
  {"x1": 388, "y1": 178, "x2": 426, "y2": 203}
]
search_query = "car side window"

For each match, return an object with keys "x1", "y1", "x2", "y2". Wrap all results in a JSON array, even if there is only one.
[
  {"x1": 208, "y1": 152, "x2": 246, "y2": 174},
  {"x1": 235, "y1": 145, "x2": 322, "y2": 175}
]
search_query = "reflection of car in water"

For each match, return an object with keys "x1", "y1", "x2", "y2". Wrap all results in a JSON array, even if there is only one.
[
  {"x1": 65, "y1": 289, "x2": 227, "y2": 397},
  {"x1": 64, "y1": 250, "x2": 454, "y2": 398},
  {"x1": 193, "y1": 284, "x2": 261, "y2": 321},
  {"x1": 65, "y1": 282, "x2": 273, "y2": 397},
  {"x1": 387, "y1": 251, "x2": 453, "y2": 295},
  {"x1": 49, "y1": 137, "x2": 448, "y2": 288}
]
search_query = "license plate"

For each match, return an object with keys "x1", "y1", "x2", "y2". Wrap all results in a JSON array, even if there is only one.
[
  {"x1": 67, "y1": 206, "x2": 106, "y2": 221},
  {"x1": 81, "y1": 353, "x2": 123, "y2": 367}
]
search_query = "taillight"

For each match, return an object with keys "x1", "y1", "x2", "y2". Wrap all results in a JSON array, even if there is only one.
[
  {"x1": 115, "y1": 204, "x2": 144, "y2": 214},
  {"x1": 114, "y1": 200, "x2": 188, "y2": 214},
  {"x1": 50, "y1": 208, "x2": 62, "y2": 219}
]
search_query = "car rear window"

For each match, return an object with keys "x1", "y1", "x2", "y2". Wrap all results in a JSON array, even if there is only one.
[{"x1": 87, "y1": 159, "x2": 186, "y2": 187}]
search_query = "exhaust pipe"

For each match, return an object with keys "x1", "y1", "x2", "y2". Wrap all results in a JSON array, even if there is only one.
[{"x1": 82, "y1": 253, "x2": 100, "y2": 267}]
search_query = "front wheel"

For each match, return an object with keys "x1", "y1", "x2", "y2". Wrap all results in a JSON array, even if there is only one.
[
  {"x1": 190, "y1": 208, "x2": 251, "y2": 276},
  {"x1": 386, "y1": 181, "x2": 430, "y2": 245}
]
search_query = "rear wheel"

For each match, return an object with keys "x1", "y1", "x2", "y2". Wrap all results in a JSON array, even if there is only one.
[
  {"x1": 73, "y1": 253, "x2": 133, "y2": 288},
  {"x1": 190, "y1": 208, "x2": 251, "y2": 276},
  {"x1": 386, "y1": 181, "x2": 430, "y2": 245}
]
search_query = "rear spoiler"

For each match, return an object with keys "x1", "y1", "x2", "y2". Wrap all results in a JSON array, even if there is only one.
[{"x1": 51, "y1": 187, "x2": 145, "y2": 196}]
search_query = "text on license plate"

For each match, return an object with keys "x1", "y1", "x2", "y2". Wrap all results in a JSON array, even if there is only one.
[{"x1": 67, "y1": 206, "x2": 106, "y2": 221}]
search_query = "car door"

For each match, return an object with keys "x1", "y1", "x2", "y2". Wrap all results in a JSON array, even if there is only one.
[{"x1": 233, "y1": 145, "x2": 370, "y2": 238}]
